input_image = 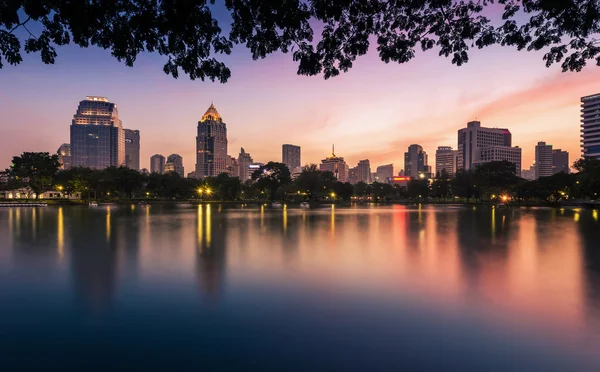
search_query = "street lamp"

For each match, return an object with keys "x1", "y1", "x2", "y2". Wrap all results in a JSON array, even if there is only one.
[
  {"x1": 206, "y1": 188, "x2": 212, "y2": 195},
  {"x1": 330, "y1": 192, "x2": 336, "y2": 198},
  {"x1": 419, "y1": 173, "x2": 425, "y2": 179},
  {"x1": 57, "y1": 185, "x2": 63, "y2": 191}
]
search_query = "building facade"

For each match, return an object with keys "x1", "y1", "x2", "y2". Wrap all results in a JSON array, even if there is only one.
[
  {"x1": 376, "y1": 164, "x2": 394, "y2": 183},
  {"x1": 552, "y1": 149, "x2": 570, "y2": 174},
  {"x1": 320, "y1": 145, "x2": 348, "y2": 182},
  {"x1": 196, "y1": 104, "x2": 228, "y2": 178},
  {"x1": 348, "y1": 167, "x2": 359, "y2": 184},
  {"x1": 435, "y1": 146, "x2": 458, "y2": 177},
  {"x1": 165, "y1": 154, "x2": 184, "y2": 177},
  {"x1": 238, "y1": 148, "x2": 254, "y2": 181},
  {"x1": 535, "y1": 141, "x2": 553, "y2": 179},
  {"x1": 476, "y1": 146, "x2": 522, "y2": 175},
  {"x1": 282, "y1": 144, "x2": 301, "y2": 171},
  {"x1": 356, "y1": 160, "x2": 371, "y2": 183},
  {"x1": 457, "y1": 121, "x2": 511, "y2": 170},
  {"x1": 57, "y1": 143, "x2": 71, "y2": 170},
  {"x1": 124, "y1": 129, "x2": 140, "y2": 170},
  {"x1": 150, "y1": 154, "x2": 165, "y2": 174},
  {"x1": 404, "y1": 144, "x2": 430, "y2": 178},
  {"x1": 70, "y1": 96, "x2": 125, "y2": 169},
  {"x1": 581, "y1": 93, "x2": 600, "y2": 159}
]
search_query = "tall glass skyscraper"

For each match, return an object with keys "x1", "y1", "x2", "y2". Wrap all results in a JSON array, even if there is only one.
[
  {"x1": 125, "y1": 129, "x2": 140, "y2": 170},
  {"x1": 195, "y1": 104, "x2": 228, "y2": 178},
  {"x1": 282, "y1": 144, "x2": 301, "y2": 171},
  {"x1": 70, "y1": 96, "x2": 125, "y2": 169}
]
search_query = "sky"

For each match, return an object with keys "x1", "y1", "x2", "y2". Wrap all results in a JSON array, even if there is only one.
[{"x1": 0, "y1": 12, "x2": 597, "y2": 174}]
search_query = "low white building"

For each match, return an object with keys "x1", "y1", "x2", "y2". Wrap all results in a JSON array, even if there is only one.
[{"x1": 0, "y1": 188, "x2": 80, "y2": 200}]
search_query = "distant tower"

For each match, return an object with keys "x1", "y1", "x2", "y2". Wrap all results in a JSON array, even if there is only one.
[
  {"x1": 70, "y1": 96, "x2": 125, "y2": 169},
  {"x1": 195, "y1": 103, "x2": 228, "y2": 178},
  {"x1": 282, "y1": 144, "x2": 301, "y2": 171},
  {"x1": 57, "y1": 143, "x2": 71, "y2": 170},
  {"x1": 535, "y1": 142, "x2": 553, "y2": 179},
  {"x1": 581, "y1": 93, "x2": 600, "y2": 159},
  {"x1": 404, "y1": 144, "x2": 430, "y2": 178},
  {"x1": 124, "y1": 129, "x2": 140, "y2": 170},
  {"x1": 150, "y1": 154, "x2": 165, "y2": 174},
  {"x1": 165, "y1": 154, "x2": 184, "y2": 177},
  {"x1": 320, "y1": 145, "x2": 348, "y2": 182},
  {"x1": 238, "y1": 148, "x2": 254, "y2": 181}
]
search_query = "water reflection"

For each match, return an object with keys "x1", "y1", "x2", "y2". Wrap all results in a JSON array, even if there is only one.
[{"x1": 1, "y1": 205, "x2": 600, "y2": 369}]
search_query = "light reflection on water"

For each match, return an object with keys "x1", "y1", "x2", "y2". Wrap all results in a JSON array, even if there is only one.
[{"x1": 0, "y1": 204, "x2": 600, "y2": 370}]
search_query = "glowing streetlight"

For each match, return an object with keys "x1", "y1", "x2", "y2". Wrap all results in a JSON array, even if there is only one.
[
  {"x1": 330, "y1": 192, "x2": 336, "y2": 198},
  {"x1": 146, "y1": 192, "x2": 150, "y2": 196},
  {"x1": 197, "y1": 188, "x2": 204, "y2": 195},
  {"x1": 57, "y1": 185, "x2": 64, "y2": 191},
  {"x1": 205, "y1": 188, "x2": 212, "y2": 195},
  {"x1": 419, "y1": 173, "x2": 425, "y2": 179},
  {"x1": 501, "y1": 195, "x2": 509, "y2": 202}
]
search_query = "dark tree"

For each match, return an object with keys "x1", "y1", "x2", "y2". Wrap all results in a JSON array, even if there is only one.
[
  {"x1": 573, "y1": 157, "x2": 600, "y2": 199},
  {"x1": 407, "y1": 179, "x2": 430, "y2": 199},
  {"x1": 252, "y1": 161, "x2": 292, "y2": 201},
  {"x1": 2, "y1": 1, "x2": 600, "y2": 81},
  {"x1": 333, "y1": 181, "x2": 354, "y2": 201},
  {"x1": 7, "y1": 152, "x2": 60, "y2": 198}
]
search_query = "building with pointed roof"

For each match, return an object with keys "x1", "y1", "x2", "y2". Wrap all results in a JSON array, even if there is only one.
[
  {"x1": 195, "y1": 103, "x2": 228, "y2": 178},
  {"x1": 320, "y1": 145, "x2": 348, "y2": 182}
]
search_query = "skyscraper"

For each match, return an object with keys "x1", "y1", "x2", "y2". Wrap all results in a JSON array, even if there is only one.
[
  {"x1": 404, "y1": 144, "x2": 430, "y2": 178},
  {"x1": 457, "y1": 121, "x2": 520, "y2": 173},
  {"x1": 238, "y1": 148, "x2": 254, "y2": 181},
  {"x1": 581, "y1": 93, "x2": 600, "y2": 159},
  {"x1": 124, "y1": 129, "x2": 140, "y2": 170},
  {"x1": 150, "y1": 154, "x2": 165, "y2": 174},
  {"x1": 535, "y1": 141, "x2": 553, "y2": 179},
  {"x1": 165, "y1": 154, "x2": 184, "y2": 177},
  {"x1": 282, "y1": 144, "x2": 301, "y2": 171},
  {"x1": 196, "y1": 103, "x2": 228, "y2": 178},
  {"x1": 57, "y1": 143, "x2": 71, "y2": 170},
  {"x1": 70, "y1": 96, "x2": 125, "y2": 169},
  {"x1": 320, "y1": 145, "x2": 348, "y2": 182},
  {"x1": 356, "y1": 160, "x2": 371, "y2": 183},
  {"x1": 435, "y1": 146, "x2": 458, "y2": 177},
  {"x1": 348, "y1": 167, "x2": 359, "y2": 184},
  {"x1": 376, "y1": 164, "x2": 394, "y2": 183},
  {"x1": 552, "y1": 149, "x2": 570, "y2": 174}
]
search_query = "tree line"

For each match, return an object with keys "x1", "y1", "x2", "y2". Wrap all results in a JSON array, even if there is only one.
[{"x1": 2, "y1": 152, "x2": 600, "y2": 204}]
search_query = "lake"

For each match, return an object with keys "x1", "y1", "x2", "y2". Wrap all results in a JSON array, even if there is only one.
[{"x1": 1, "y1": 204, "x2": 600, "y2": 370}]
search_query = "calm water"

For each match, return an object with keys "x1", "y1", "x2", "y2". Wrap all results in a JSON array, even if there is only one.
[{"x1": 1, "y1": 204, "x2": 600, "y2": 370}]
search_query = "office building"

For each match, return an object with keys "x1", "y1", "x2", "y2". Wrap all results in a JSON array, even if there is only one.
[
  {"x1": 581, "y1": 93, "x2": 600, "y2": 159},
  {"x1": 552, "y1": 149, "x2": 570, "y2": 174},
  {"x1": 457, "y1": 121, "x2": 511, "y2": 170},
  {"x1": 226, "y1": 155, "x2": 240, "y2": 178},
  {"x1": 291, "y1": 166, "x2": 303, "y2": 180},
  {"x1": 457, "y1": 121, "x2": 521, "y2": 173},
  {"x1": 348, "y1": 167, "x2": 359, "y2": 185},
  {"x1": 435, "y1": 146, "x2": 458, "y2": 177},
  {"x1": 521, "y1": 164, "x2": 536, "y2": 180},
  {"x1": 124, "y1": 129, "x2": 140, "y2": 170},
  {"x1": 238, "y1": 148, "x2": 254, "y2": 181},
  {"x1": 320, "y1": 145, "x2": 348, "y2": 182},
  {"x1": 195, "y1": 103, "x2": 228, "y2": 178},
  {"x1": 476, "y1": 146, "x2": 522, "y2": 175},
  {"x1": 356, "y1": 160, "x2": 371, "y2": 183},
  {"x1": 282, "y1": 144, "x2": 301, "y2": 171},
  {"x1": 57, "y1": 143, "x2": 71, "y2": 170},
  {"x1": 535, "y1": 141, "x2": 553, "y2": 179},
  {"x1": 404, "y1": 144, "x2": 431, "y2": 178},
  {"x1": 376, "y1": 164, "x2": 394, "y2": 183},
  {"x1": 70, "y1": 96, "x2": 125, "y2": 169},
  {"x1": 150, "y1": 154, "x2": 165, "y2": 174},
  {"x1": 165, "y1": 154, "x2": 184, "y2": 177}
]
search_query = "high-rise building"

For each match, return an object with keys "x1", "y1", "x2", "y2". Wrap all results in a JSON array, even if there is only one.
[
  {"x1": 320, "y1": 145, "x2": 348, "y2": 182},
  {"x1": 457, "y1": 121, "x2": 512, "y2": 170},
  {"x1": 535, "y1": 141, "x2": 553, "y2": 179},
  {"x1": 357, "y1": 160, "x2": 371, "y2": 183},
  {"x1": 376, "y1": 164, "x2": 394, "y2": 183},
  {"x1": 238, "y1": 148, "x2": 254, "y2": 181},
  {"x1": 435, "y1": 146, "x2": 458, "y2": 177},
  {"x1": 521, "y1": 164, "x2": 536, "y2": 180},
  {"x1": 457, "y1": 121, "x2": 521, "y2": 174},
  {"x1": 552, "y1": 149, "x2": 570, "y2": 174},
  {"x1": 124, "y1": 129, "x2": 140, "y2": 170},
  {"x1": 404, "y1": 144, "x2": 430, "y2": 178},
  {"x1": 70, "y1": 96, "x2": 125, "y2": 169},
  {"x1": 57, "y1": 143, "x2": 71, "y2": 170},
  {"x1": 165, "y1": 154, "x2": 184, "y2": 177},
  {"x1": 282, "y1": 144, "x2": 301, "y2": 171},
  {"x1": 226, "y1": 155, "x2": 240, "y2": 178},
  {"x1": 348, "y1": 167, "x2": 359, "y2": 184},
  {"x1": 196, "y1": 103, "x2": 228, "y2": 178},
  {"x1": 150, "y1": 154, "x2": 165, "y2": 174},
  {"x1": 581, "y1": 93, "x2": 600, "y2": 159}
]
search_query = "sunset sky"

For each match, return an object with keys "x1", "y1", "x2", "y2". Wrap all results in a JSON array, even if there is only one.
[{"x1": 0, "y1": 19, "x2": 597, "y2": 173}]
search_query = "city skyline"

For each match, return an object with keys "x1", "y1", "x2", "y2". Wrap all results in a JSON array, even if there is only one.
[{"x1": 1, "y1": 41, "x2": 596, "y2": 172}]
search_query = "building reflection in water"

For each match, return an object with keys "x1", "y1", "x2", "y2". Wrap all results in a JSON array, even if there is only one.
[
  {"x1": 196, "y1": 204, "x2": 225, "y2": 303},
  {"x1": 57, "y1": 207, "x2": 64, "y2": 259}
]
